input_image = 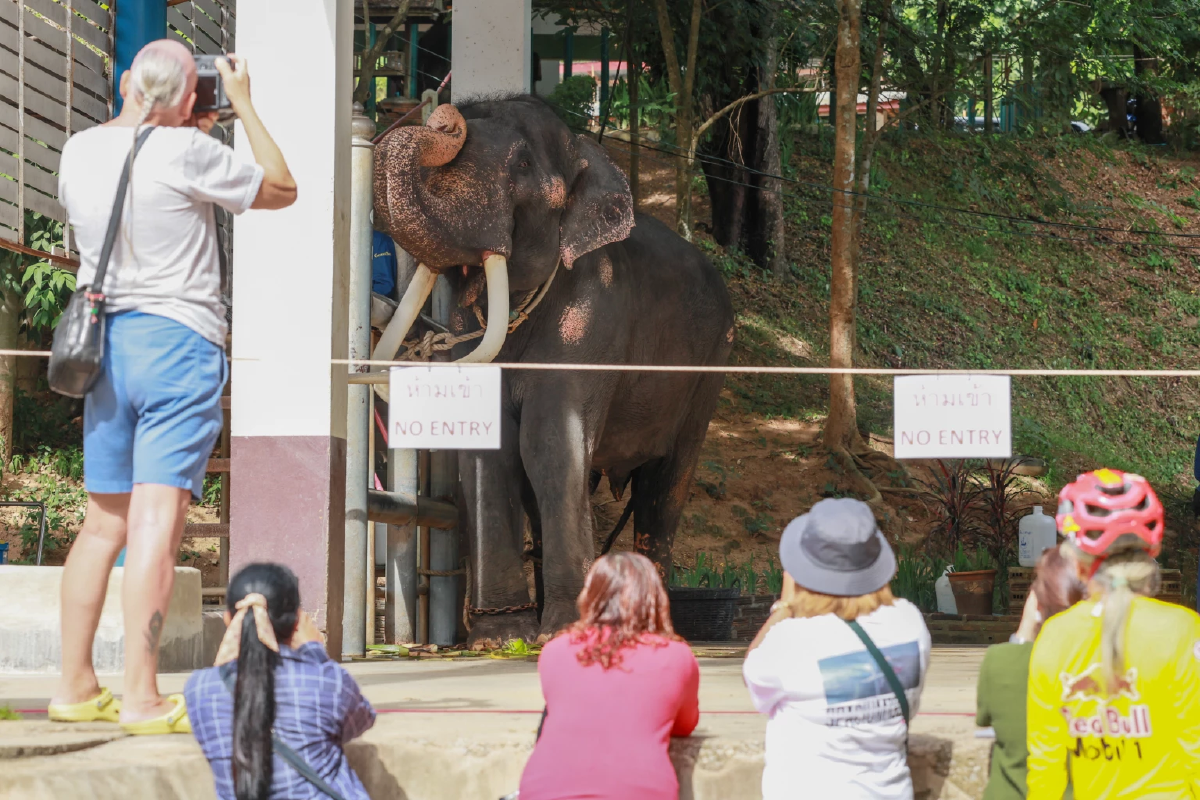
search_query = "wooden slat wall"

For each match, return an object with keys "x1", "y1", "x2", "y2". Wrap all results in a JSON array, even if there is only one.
[
  {"x1": 168, "y1": 0, "x2": 235, "y2": 56},
  {"x1": 0, "y1": 0, "x2": 113, "y2": 244}
]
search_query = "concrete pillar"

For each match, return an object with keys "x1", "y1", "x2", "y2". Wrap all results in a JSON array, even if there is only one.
[
  {"x1": 230, "y1": 0, "x2": 352, "y2": 657},
  {"x1": 450, "y1": 0, "x2": 532, "y2": 102}
]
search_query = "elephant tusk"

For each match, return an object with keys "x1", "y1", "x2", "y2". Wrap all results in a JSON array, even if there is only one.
[
  {"x1": 372, "y1": 263, "x2": 437, "y2": 403},
  {"x1": 455, "y1": 254, "x2": 510, "y2": 364}
]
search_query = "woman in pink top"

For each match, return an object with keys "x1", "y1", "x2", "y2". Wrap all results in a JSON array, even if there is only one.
[{"x1": 519, "y1": 552, "x2": 701, "y2": 800}]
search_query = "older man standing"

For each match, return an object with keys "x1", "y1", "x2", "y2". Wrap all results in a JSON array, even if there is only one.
[{"x1": 47, "y1": 39, "x2": 296, "y2": 733}]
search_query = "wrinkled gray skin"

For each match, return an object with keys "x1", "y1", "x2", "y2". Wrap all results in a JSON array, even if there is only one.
[{"x1": 375, "y1": 95, "x2": 734, "y2": 646}]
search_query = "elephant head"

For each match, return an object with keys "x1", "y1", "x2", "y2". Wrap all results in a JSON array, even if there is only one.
[{"x1": 371, "y1": 96, "x2": 635, "y2": 371}]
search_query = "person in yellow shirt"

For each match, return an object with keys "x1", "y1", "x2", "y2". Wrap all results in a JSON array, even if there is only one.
[{"x1": 1027, "y1": 469, "x2": 1200, "y2": 800}]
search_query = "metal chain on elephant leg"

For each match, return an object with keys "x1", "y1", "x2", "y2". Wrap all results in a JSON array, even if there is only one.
[{"x1": 394, "y1": 258, "x2": 561, "y2": 363}]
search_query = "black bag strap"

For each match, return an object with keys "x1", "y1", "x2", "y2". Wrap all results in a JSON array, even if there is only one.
[
  {"x1": 845, "y1": 619, "x2": 911, "y2": 726},
  {"x1": 219, "y1": 666, "x2": 350, "y2": 800},
  {"x1": 536, "y1": 706, "x2": 547, "y2": 741},
  {"x1": 92, "y1": 126, "x2": 155, "y2": 294}
]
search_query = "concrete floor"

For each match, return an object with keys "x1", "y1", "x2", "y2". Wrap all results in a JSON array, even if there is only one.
[{"x1": 0, "y1": 645, "x2": 985, "y2": 718}]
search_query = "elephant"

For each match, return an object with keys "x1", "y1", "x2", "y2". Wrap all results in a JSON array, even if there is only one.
[{"x1": 373, "y1": 95, "x2": 735, "y2": 647}]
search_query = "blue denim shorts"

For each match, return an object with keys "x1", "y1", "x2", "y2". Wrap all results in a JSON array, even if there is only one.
[{"x1": 84, "y1": 311, "x2": 227, "y2": 500}]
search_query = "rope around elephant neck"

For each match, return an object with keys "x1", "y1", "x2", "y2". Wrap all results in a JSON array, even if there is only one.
[{"x1": 395, "y1": 258, "x2": 561, "y2": 362}]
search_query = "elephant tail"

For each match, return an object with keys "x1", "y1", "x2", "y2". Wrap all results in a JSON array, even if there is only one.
[{"x1": 599, "y1": 498, "x2": 635, "y2": 556}]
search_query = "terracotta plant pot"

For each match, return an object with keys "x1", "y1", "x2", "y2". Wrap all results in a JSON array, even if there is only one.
[{"x1": 947, "y1": 569, "x2": 997, "y2": 616}]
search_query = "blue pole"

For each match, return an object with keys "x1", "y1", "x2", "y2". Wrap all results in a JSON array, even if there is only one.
[
  {"x1": 113, "y1": 0, "x2": 167, "y2": 116},
  {"x1": 409, "y1": 23, "x2": 419, "y2": 98}
]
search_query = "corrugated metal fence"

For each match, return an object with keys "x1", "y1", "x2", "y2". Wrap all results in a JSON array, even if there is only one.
[{"x1": 0, "y1": 0, "x2": 113, "y2": 248}]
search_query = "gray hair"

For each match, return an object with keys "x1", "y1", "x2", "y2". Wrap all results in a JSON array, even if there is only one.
[{"x1": 129, "y1": 46, "x2": 190, "y2": 118}]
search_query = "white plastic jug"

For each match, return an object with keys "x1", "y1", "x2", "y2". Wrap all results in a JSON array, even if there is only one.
[
  {"x1": 1018, "y1": 506, "x2": 1057, "y2": 567},
  {"x1": 935, "y1": 567, "x2": 958, "y2": 615}
]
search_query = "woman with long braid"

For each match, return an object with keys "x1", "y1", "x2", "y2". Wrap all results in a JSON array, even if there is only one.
[{"x1": 48, "y1": 39, "x2": 295, "y2": 734}]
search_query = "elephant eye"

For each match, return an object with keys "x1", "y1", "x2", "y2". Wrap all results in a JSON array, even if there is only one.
[{"x1": 517, "y1": 159, "x2": 530, "y2": 169}]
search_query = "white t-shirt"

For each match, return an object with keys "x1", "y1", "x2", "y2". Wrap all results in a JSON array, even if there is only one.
[
  {"x1": 742, "y1": 599, "x2": 932, "y2": 800},
  {"x1": 58, "y1": 125, "x2": 264, "y2": 346}
]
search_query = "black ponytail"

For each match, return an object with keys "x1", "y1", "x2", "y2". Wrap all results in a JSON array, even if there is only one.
[{"x1": 227, "y1": 563, "x2": 300, "y2": 800}]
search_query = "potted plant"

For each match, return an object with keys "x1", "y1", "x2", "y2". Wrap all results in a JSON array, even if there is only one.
[
  {"x1": 946, "y1": 544, "x2": 998, "y2": 616},
  {"x1": 668, "y1": 553, "x2": 742, "y2": 642}
]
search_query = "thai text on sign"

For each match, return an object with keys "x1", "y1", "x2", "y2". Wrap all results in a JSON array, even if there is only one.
[
  {"x1": 388, "y1": 366, "x2": 502, "y2": 450},
  {"x1": 893, "y1": 375, "x2": 1012, "y2": 459}
]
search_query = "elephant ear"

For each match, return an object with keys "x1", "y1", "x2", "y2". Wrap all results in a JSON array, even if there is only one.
[{"x1": 559, "y1": 135, "x2": 635, "y2": 268}]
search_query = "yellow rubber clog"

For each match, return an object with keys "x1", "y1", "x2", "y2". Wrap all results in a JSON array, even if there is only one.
[
  {"x1": 119, "y1": 693, "x2": 192, "y2": 735},
  {"x1": 47, "y1": 687, "x2": 121, "y2": 723}
]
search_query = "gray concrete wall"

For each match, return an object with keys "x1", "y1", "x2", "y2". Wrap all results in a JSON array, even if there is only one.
[
  {"x1": 0, "y1": 566, "x2": 203, "y2": 674},
  {"x1": 3, "y1": 714, "x2": 991, "y2": 800}
]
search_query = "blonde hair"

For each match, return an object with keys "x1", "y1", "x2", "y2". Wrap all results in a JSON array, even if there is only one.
[
  {"x1": 785, "y1": 585, "x2": 895, "y2": 621},
  {"x1": 1063, "y1": 541, "x2": 1160, "y2": 694},
  {"x1": 123, "y1": 44, "x2": 190, "y2": 272}
]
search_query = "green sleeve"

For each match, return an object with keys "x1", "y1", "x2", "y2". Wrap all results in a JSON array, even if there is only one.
[{"x1": 976, "y1": 647, "x2": 992, "y2": 727}]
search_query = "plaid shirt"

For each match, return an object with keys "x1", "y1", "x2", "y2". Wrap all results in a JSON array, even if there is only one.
[{"x1": 185, "y1": 641, "x2": 376, "y2": 800}]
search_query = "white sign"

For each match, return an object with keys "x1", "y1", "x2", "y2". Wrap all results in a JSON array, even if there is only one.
[
  {"x1": 893, "y1": 375, "x2": 1011, "y2": 459},
  {"x1": 388, "y1": 366, "x2": 502, "y2": 450}
]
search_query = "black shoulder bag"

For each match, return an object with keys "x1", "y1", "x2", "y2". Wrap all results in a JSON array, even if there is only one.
[
  {"x1": 219, "y1": 667, "x2": 350, "y2": 800},
  {"x1": 48, "y1": 126, "x2": 155, "y2": 398},
  {"x1": 845, "y1": 619, "x2": 911, "y2": 727}
]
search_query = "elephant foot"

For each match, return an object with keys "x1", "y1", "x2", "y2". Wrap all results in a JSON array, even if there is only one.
[
  {"x1": 467, "y1": 610, "x2": 539, "y2": 651},
  {"x1": 537, "y1": 599, "x2": 580, "y2": 643}
]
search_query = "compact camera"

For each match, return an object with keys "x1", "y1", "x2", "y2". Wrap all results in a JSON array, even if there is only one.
[{"x1": 193, "y1": 54, "x2": 231, "y2": 112}]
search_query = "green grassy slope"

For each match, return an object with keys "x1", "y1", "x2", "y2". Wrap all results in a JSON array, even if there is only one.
[{"x1": 706, "y1": 131, "x2": 1200, "y2": 571}]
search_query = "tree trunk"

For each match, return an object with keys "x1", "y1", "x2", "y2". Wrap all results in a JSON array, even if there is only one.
[
  {"x1": 0, "y1": 284, "x2": 22, "y2": 463},
  {"x1": 1133, "y1": 45, "x2": 1164, "y2": 144},
  {"x1": 824, "y1": 0, "x2": 863, "y2": 452},
  {"x1": 354, "y1": 0, "x2": 413, "y2": 105},
  {"x1": 755, "y1": 27, "x2": 787, "y2": 279},
  {"x1": 628, "y1": 53, "x2": 640, "y2": 209},
  {"x1": 652, "y1": 0, "x2": 702, "y2": 240}
]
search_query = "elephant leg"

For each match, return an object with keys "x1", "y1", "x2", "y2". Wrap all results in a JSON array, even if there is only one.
[
  {"x1": 462, "y1": 413, "x2": 539, "y2": 649},
  {"x1": 520, "y1": 400, "x2": 597, "y2": 642},
  {"x1": 632, "y1": 375, "x2": 724, "y2": 581},
  {"x1": 521, "y1": 473, "x2": 545, "y2": 619}
]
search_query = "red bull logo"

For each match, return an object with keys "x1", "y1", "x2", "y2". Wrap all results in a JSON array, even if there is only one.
[
  {"x1": 1061, "y1": 705, "x2": 1153, "y2": 739},
  {"x1": 1059, "y1": 665, "x2": 1140, "y2": 703}
]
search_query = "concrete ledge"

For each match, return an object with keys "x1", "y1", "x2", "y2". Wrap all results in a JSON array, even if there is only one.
[
  {"x1": 1, "y1": 714, "x2": 991, "y2": 800},
  {"x1": 0, "y1": 566, "x2": 203, "y2": 674}
]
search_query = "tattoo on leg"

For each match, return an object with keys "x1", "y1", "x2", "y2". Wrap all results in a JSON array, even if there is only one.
[{"x1": 145, "y1": 611, "x2": 164, "y2": 655}]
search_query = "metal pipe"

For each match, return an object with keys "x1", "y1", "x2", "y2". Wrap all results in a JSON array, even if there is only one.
[
  {"x1": 368, "y1": 489, "x2": 458, "y2": 529},
  {"x1": 428, "y1": 276, "x2": 460, "y2": 646},
  {"x1": 384, "y1": 243, "x2": 420, "y2": 645},
  {"x1": 418, "y1": 449, "x2": 431, "y2": 643},
  {"x1": 342, "y1": 103, "x2": 375, "y2": 658}
]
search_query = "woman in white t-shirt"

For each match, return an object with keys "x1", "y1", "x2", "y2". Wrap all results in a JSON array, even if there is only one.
[{"x1": 743, "y1": 498, "x2": 932, "y2": 800}]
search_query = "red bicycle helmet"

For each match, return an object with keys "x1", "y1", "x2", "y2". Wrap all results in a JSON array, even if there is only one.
[{"x1": 1056, "y1": 469, "x2": 1163, "y2": 561}]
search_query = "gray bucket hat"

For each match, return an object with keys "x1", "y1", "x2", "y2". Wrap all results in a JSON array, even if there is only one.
[{"x1": 779, "y1": 497, "x2": 896, "y2": 597}]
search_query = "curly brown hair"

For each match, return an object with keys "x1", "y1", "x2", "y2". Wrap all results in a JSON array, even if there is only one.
[{"x1": 567, "y1": 552, "x2": 681, "y2": 669}]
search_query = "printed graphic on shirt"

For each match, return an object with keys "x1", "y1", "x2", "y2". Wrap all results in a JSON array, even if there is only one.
[
  {"x1": 1062, "y1": 704, "x2": 1154, "y2": 738},
  {"x1": 818, "y1": 641, "x2": 919, "y2": 726},
  {"x1": 1059, "y1": 664, "x2": 1140, "y2": 703}
]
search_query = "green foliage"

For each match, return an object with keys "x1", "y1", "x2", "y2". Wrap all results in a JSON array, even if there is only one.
[
  {"x1": 891, "y1": 544, "x2": 948, "y2": 612},
  {"x1": 0, "y1": 705, "x2": 21, "y2": 720},
  {"x1": 607, "y1": 74, "x2": 678, "y2": 138},
  {"x1": 547, "y1": 75, "x2": 598, "y2": 127},
  {"x1": 0, "y1": 211, "x2": 74, "y2": 332},
  {"x1": 9, "y1": 388, "x2": 78, "y2": 455},
  {"x1": 670, "y1": 552, "x2": 785, "y2": 595},
  {"x1": 201, "y1": 475, "x2": 222, "y2": 508},
  {"x1": 7, "y1": 471, "x2": 88, "y2": 561}
]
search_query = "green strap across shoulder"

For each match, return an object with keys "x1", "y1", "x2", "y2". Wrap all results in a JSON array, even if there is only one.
[{"x1": 845, "y1": 619, "x2": 910, "y2": 726}]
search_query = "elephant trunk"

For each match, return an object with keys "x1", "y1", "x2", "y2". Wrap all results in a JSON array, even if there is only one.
[{"x1": 373, "y1": 105, "x2": 468, "y2": 266}]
